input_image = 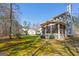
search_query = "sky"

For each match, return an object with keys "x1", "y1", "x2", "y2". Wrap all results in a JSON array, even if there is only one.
[{"x1": 17, "y1": 3, "x2": 79, "y2": 26}]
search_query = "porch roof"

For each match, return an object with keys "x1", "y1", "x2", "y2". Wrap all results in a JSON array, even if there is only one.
[{"x1": 41, "y1": 12, "x2": 68, "y2": 27}]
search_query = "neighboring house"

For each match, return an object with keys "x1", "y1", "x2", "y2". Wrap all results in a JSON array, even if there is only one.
[
  {"x1": 27, "y1": 29, "x2": 36, "y2": 35},
  {"x1": 40, "y1": 12, "x2": 77, "y2": 40},
  {"x1": 21, "y1": 27, "x2": 41, "y2": 35},
  {"x1": 19, "y1": 28, "x2": 26, "y2": 35}
]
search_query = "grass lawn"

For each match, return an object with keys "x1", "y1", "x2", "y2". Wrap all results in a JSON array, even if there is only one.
[
  {"x1": 0, "y1": 35, "x2": 44, "y2": 56},
  {"x1": 0, "y1": 35, "x2": 79, "y2": 56}
]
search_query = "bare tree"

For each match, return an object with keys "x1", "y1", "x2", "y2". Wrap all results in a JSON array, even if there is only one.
[
  {"x1": 0, "y1": 3, "x2": 21, "y2": 39},
  {"x1": 23, "y1": 21, "x2": 30, "y2": 35},
  {"x1": 9, "y1": 3, "x2": 12, "y2": 39}
]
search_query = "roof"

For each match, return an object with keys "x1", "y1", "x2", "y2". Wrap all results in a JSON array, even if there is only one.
[
  {"x1": 53, "y1": 12, "x2": 68, "y2": 19},
  {"x1": 41, "y1": 12, "x2": 68, "y2": 26}
]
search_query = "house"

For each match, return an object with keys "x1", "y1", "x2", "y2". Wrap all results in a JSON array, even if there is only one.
[
  {"x1": 40, "y1": 12, "x2": 75, "y2": 40},
  {"x1": 21, "y1": 25, "x2": 42, "y2": 35},
  {"x1": 20, "y1": 28, "x2": 36, "y2": 35},
  {"x1": 27, "y1": 29, "x2": 36, "y2": 35}
]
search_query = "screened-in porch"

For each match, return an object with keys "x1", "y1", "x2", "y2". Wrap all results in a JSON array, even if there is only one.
[{"x1": 41, "y1": 21, "x2": 66, "y2": 40}]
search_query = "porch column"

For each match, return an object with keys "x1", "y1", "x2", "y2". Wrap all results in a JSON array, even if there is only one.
[
  {"x1": 65, "y1": 27, "x2": 67, "y2": 38},
  {"x1": 50, "y1": 25, "x2": 52, "y2": 33},
  {"x1": 49, "y1": 24, "x2": 53, "y2": 34},
  {"x1": 45, "y1": 27, "x2": 47, "y2": 35},
  {"x1": 45, "y1": 27, "x2": 48, "y2": 38},
  {"x1": 58, "y1": 24, "x2": 60, "y2": 39}
]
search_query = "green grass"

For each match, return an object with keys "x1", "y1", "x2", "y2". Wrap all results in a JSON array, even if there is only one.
[
  {"x1": 0, "y1": 35, "x2": 79, "y2": 56},
  {"x1": 0, "y1": 35, "x2": 43, "y2": 56},
  {"x1": 21, "y1": 35, "x2": 39, "y2": 39}
]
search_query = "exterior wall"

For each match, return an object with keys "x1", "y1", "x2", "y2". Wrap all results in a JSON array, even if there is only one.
[{"x1": 65, "y1": 14, "x2": 74, "y2": 36}]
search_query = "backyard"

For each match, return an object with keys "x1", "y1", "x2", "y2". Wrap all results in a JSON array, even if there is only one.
[{"x1": 0, "y1": 35, "x2": 79, "y2": 56}]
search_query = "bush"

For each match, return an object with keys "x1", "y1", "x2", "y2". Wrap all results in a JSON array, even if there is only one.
[
  {"x1": 15, "y1": 33, "x2": 22, "y2": 39},
  {"x1": 49, "y1": 35, "x2": 55, "y2": 39},
  {"x1": 40, "y1": 35, "x2": 45, "y2": 38}
]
